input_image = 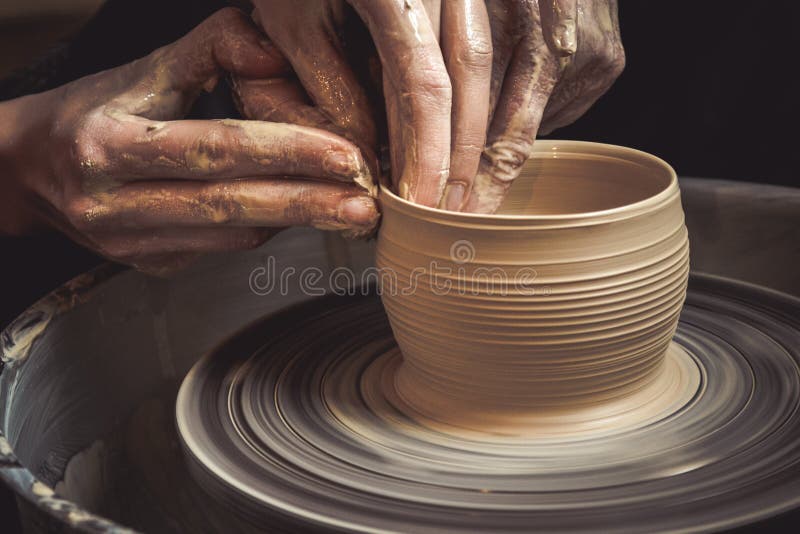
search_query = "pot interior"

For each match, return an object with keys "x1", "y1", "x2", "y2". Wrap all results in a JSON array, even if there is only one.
[{"x1": 499, "y1": 143, "x2": 674, "y2": 215}]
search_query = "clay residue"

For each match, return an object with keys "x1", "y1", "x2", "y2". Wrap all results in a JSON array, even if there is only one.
[
  {"x1": 1, "y1": 266, "x2": 118, "y2": 366},
  {"x1": 219, "y1": 118, "x2": 377, "y2": 196}
]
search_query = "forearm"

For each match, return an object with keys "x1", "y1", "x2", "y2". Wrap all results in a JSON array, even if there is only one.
[{"x1": 0, "y1": 91, "x2": 59, "y2": 235}]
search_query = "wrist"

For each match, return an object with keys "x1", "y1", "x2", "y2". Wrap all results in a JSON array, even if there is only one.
[{"x1": 0, "y1": 90, "x2": 60, "y2": 235}]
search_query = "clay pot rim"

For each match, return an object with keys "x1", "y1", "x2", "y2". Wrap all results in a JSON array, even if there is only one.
[{"x1": 380, "y1": 140, "x2": 677, "y2": 223}]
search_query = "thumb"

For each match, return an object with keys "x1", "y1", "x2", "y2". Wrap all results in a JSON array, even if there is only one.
[{"x1": 166, "y1": 7, "x2": 291, "y2": 92}]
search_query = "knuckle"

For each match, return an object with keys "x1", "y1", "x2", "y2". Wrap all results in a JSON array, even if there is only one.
[
  {"x1": 412, "y1": 74, "x2": 452, "y2": 107},
  {"x1": 71, "y1": 110, "x2": 112, "y2": 178},
  {"x1": 73, "y1": 137, "x2": 108, "y2": 177},
  {"x1": 415, "y1": 71, "x2": 452, "y2": 98},
  {"x1": 194, "y1": 7, "x2": 248, "y2": 45},
  {"x1": 284, "y1": 186, "x2": 321, "y2": 224},
  {"x1": 609, "y1": 44, "x2": 626, "y2": 78},
  {"x1": 399, "y1": 53, "x2": 452, "y2": 97},
  {"x1": 210, "y1": 6, "x2": 244, "y2": 27},
  {"x1": 596, "y1": 41, "x2": 626, "y2": 78},
  {"x1": 186, "y1": 129, "x2": 232, "y2": 175},
  {"x1": 282, "y1": 202, "x2": 309, "y2": 225},
  {"x1": 481, "y1": 137, "x2": 532, "y2": 183},
  {"x1": 64, "y1": 196, "x2": 105, "y2": 231},
  {"x1": 452, "y1": 39, "x2": 493, "y2": 71},
  {"x1": 196, "y1": 189, "x2": 238, "y2": 224},
  {"x1": 454, "y1": 140, "x2": 485, "y2": 159}
]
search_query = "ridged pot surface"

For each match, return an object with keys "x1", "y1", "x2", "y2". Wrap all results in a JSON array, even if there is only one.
[{"x1": 376, "y1": 141, "x2": 690, "y2": 436}]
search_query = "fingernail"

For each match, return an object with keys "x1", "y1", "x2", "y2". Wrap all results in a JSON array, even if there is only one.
[
  {"x1": 442, "y1": 183, "x2": 465, "y2": 212},
  {"x1": 553, "y1": 21, "x2": 577, "y2": 55},
  {"x1": 338, "y1": 196, "x2": 378, "y2": 227},
  {"x1": 324, "y1": 151, "x2": 359, "y2": 181}
]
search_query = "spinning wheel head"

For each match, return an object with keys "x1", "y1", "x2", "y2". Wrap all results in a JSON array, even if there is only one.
[{"x1": 177, "y1": 275, "x2": 800, "y2": 532}]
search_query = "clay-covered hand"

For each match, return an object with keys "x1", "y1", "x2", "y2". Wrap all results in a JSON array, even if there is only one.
[
  {"x1": 0, "y1": 8, "x2": 378, "y2": 275},
  {"x1": 463, "y1": 0, "x2": 625, "y2": 213},
  {"x1": 244, "y1": 0, "x2": 462, "y2": 208},
  {"x1": 243, "y1": 1, "x2": 622, "y2": 214}
]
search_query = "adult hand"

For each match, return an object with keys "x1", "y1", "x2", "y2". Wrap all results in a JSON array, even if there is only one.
[
  {"x1": 244, "y1": 1, "x2": 622, "y2": 214},
  {"x1": 245, "y1": 0, "x2": 459, "y2": 208},
  {"x1": 0, "y1": 8, "x2": 378, "y2": 275},
  {"x1": 464, "y1": 0, "x2": 625, "y2": 213}
]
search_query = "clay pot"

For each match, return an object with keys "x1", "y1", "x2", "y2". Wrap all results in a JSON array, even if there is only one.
[{"x1": 376, "y1": 140, "x2": 690, "y2": 436}]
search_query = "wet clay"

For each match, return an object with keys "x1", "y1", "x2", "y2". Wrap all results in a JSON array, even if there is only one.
[{"x1": 376, "y1": 141, "x2": 693, "y2": 437}]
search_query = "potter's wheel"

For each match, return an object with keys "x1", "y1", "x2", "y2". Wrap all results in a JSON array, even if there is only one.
[{"x1": 177, "y1": 274, "x2": 800, "y2": 532}]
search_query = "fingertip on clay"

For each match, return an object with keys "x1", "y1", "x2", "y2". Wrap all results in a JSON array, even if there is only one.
[{"x1": 338, "y1": 196, "x2": 379, "y2": 228}]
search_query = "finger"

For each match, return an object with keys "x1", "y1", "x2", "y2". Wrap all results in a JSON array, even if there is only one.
[
  {"x1": 165, "y1": 8, "x2": 291, "y2": 92},
  {"x1": 439, "y1": 0, "x2": 492, "y2": 211},
  {"x1": 232, "y1": 77, "x2": 335, "y2": 132},
  {"x1": 254, "y1": 10, "x2": 377, "y2": 158},
  {"x1": 234, "y1": 78, "x2": 378, "y2": 195},
  {"x1": 94, "y1": 227, "x2": 280, "y2": 259},
  {"x1": 539, "y1": 70, "x2": 624, "y2": 135},
  {"x1": 540, "y1": 1, "x2": 625, "y2": 133},
  {"x1": 539, "y1": 71, "x2": 615, "y2": 135},
  {"x1": 224, "y1": 32, "x2": 330, "y2": 130},
  {"x1": 231, "y1": 71, "x2": 380, "y2": 191},
  {"x1": 484, "y1": 0, "x2": 522, "y2": 125},
  {"x1": 539, "y1": 0, "x2": 578, "y2": 56},
  {"x1": 120, "y1": 8, "x2": 291, "y2": 122},
  {"x1": 84, "y1": 112, "x2": 372, "y2": 189},
  {"x1": 348, "y1": 0, "x2": 452, "y2": 207},
  {"x1": 421, "y1": 0, "x2": 442, "y2": 40},
  {"x1": 231, "y1": 75, "x2": 379, "y2": 193},
  {"x1": 74, "y1": 179, "x2": 379, "y2": 236},
  {"x1": 462, "y1": 31, "x2": 559, "y2": 214}
]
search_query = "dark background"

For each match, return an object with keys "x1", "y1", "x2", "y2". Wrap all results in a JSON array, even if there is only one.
[
  {"x1": 1, "y1": 1, "x2": 798, "y2": 531},
  {"x1": 559, "y1": 1, "x2": 800, "y2": 188},
  {"x1": 2, "y1": 0, "x2": 799, "y2": 327}
]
